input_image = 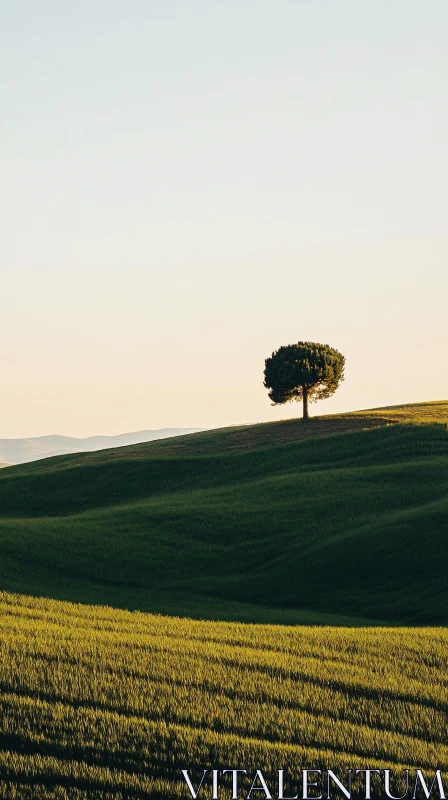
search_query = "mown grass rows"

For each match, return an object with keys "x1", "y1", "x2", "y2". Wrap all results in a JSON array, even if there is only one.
[{"x1": 0, "y1": 592, "x2": 447, "y2": 799}]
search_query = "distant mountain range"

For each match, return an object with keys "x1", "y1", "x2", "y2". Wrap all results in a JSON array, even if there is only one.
[{"x1": 0, "y1": 429, "x2": 203, "y2": 466}]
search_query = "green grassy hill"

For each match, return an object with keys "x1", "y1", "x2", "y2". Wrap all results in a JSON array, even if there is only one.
[
  {"x1": 0, "y1": 405, "x2": 447, "y2": 798},
  {"x1": 0, "y1": 401, "x2": 447, "y2": 625}
]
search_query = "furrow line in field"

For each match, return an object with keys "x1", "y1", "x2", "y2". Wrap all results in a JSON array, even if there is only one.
[
  {"x1": 0, "y1": 732, "x2": 218, "y2": 786},
  {"x1": 1, "y1": 677, "x2": 441, "y2": 745},
  {"x1": 0, "y1": 688, "x2": 445, "y2": 767},
  {"x1": 1, "y1": 663, "x2": 445, "y2": 747},
  {"x1": 3, "y1": 631, "x2": 446, "y2": 698},
  {"x1": 2, "y1": 642, "x2": 445, "y2": 712},
  {"x1": 0, "y1": 727, "x2": 434, "y2": 776},
  {"x1": 2, "y1": 606, "x2": 442, "y2": 668},
  {"x1": 2, "y1": 649, "x2": 446, "y2": 742}
]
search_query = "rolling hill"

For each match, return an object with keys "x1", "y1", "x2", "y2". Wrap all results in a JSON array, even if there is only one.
[
  {"x1": 0, "y1": 403, "x2": 447, "y2": 798},
  {"x1": 0, "y1": 401, "x2": 447, "y2": 625}
]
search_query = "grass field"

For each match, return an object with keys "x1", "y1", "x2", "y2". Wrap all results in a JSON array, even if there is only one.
[
  {"x1": 0, "y1": 591, "x2": 446, "y2": 800},
  {"x1": 0, "y1": 402, "x2": 447, "y2": 624}
]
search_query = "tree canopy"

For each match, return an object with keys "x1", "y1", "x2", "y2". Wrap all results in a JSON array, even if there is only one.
[{"x1": 263, "y1": 341, "x2": 345, "y2": 420}]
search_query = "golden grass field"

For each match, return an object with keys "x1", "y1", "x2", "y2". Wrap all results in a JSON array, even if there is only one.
[{"x1": 0, "y1": 592, "x2": 446, "y2": 799}]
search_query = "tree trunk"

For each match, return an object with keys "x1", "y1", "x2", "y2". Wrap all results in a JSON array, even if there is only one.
[{"x1": 302, "y1": 387, "x2": 309, "y2": 421}]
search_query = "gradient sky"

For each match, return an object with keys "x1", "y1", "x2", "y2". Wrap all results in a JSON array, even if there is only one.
[{"x1": 2, "y1": 1, "x2": 447, "y2": 437}]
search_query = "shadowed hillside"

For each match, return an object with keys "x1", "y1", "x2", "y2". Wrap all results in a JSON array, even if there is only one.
[{"x1": 0, "y1": 402, "x2": 447, "y2": 625}]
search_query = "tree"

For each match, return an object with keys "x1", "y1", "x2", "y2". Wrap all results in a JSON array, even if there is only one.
[{"x1": 263, "y1": 341, "x2": 345, "y2": 421}]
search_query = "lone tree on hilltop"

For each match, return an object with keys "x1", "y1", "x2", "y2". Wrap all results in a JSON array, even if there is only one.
[{"x1": 263, "y1": 341, "x2": 345, "y2": 421}]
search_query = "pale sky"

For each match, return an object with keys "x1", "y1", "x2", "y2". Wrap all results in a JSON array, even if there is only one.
[{"x1": 1, "y1": 1, "x2": 447, "y2": 437}]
